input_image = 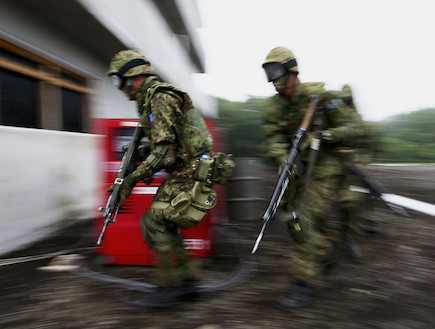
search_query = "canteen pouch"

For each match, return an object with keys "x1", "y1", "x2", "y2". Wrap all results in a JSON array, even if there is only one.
[
  {"x1": 212, "y1": 152, "x2": 235, "y2": 185},
  {"x1": 195, "y1": 156, "x2": 215, "y2": 181},
  {"x1": 163, "y1": 181, "x2": 217, "y2": 229}
]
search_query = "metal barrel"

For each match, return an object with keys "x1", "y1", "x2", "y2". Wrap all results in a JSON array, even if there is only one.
[{"x1": 226, "y1": 157, "x2": 268, "y2": 220}]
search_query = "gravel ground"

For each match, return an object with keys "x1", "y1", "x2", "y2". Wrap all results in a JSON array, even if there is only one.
[{"x1": 1, "y1": 164, "x2": 434, "y2": 329}]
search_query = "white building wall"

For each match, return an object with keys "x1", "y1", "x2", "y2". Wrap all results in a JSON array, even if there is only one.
[
  {"x1": 0, "y1": 2, "x2": 111, "y2": 253},
  {"x1": 0, "y1": 126, "x2": 101, "y2": 254},
  {"x1": 175, "y1": 0, "x2": 205, "y2": 61},
  {"x1": 78, "y1": 0, "x2": 217, "y2": 118}
]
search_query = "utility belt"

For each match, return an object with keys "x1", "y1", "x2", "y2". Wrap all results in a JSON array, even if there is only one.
[{"x1": 176, "y1": 151, "x2": 234, "y2": 186}]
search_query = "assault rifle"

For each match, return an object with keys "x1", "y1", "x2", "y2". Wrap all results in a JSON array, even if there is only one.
[
  {"x1": 347, "y1": 164, "x2": 409, "y2": 217},
  {"x1": 252, "y1": 96, "x2": 320, "y2": 254},
  {"x1": 97, "y1": 124, "x2": 143, "y2": 246}
]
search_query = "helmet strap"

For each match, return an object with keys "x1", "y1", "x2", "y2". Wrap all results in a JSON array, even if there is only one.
[
  {"x1": 117, "y1": 58, "x2": 150, "y2": 76},
  {"x1": 282, "y1": 58, "x2": 297, "y2": 71}
]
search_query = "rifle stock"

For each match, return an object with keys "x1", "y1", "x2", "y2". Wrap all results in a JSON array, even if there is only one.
[
  {"x1": 96, "y1": 124, "x2": 143, "y2": 246},
  {"x1": 347, "y1": 164, "x2": 409, "y2": 216},
  {"x1": 252, "y1": 96, "x2": 320, "y2": 253}
]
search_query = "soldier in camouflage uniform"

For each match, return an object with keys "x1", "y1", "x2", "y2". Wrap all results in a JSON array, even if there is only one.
[
  {"x1": 107, "y1": 50, "x2": 233, "y2": 309},
  {"x1": 261, "y1": 47, "x2": 369, "y2": 310}
]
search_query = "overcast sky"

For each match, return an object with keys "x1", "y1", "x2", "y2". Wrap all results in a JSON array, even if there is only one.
[{"x1": 194, "y1": 0, "x2": 435, "y2": 121}]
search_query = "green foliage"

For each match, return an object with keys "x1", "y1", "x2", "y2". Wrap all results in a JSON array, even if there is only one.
[
  {"x1": 372, "y1": 108, "x2": 435, "y2": 163},
  {"x1": 215, "y1": 96, "x2": 435, "y2": 164},
  {"x1": 216, "y1": 97, "x2": 268, "y2": 157}
]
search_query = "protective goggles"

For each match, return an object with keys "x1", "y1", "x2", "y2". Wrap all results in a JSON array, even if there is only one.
[
  {"x1": 262, "y1": 58, "x2": 297, "y2": 82},
  {"x1": 111, "y1": 75, "x2": 126, "y2": 89}
]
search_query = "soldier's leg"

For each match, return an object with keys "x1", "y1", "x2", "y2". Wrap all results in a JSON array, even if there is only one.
[
  {"x1": 150, "y1": 174, "x2": 200, "y2": 280},
  {"x1": 140, "y1": 209, "x2": 182, "y2": 286},
  {"x1": 279, "y1": 160, "x2": 343, "y2": 310},
  {"x1": 138, "y1": 174, "x2": 202, "y2": 308},
  {"x1": 287, "y1": 206, "x2": 336, "y2": 286},
  {"x1": 139, "y1": 209, "x2": 198, "y2": 309},
  {"x1": 170, "y1": 236, "x2": 198, "y2": 282},
  {"x1": 295, "y1": 160, "x2": 344, "y2": 279}
]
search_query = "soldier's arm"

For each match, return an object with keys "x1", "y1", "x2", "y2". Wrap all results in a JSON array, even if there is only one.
[
  {"x1": 129, "y1": 143, "x2": 175, "y2": 182},
  {"x1": 262, "y1": 97, "x2": 291, "y2": 165},
  {"x1": 129, "y1": 92, "x2": 181, "y2": 182},
  {"x1": 320, "y1": 92, "x2": 368, "y2": 144},
  {"x1": 149, "y1": 91, "x2": 183, "y2": 145}
]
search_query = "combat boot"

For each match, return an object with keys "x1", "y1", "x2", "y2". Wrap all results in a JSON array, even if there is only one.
[
  {"x1": 135, "y1": 285, "x2": 183, "y2": 309},
  {"x1": 177, "y1": 279, "x2": 200, "y2": 301},
  {"x1": 322, "y1": 246, "x2": 339, "y2": 277},
  {"x1": 277, "y1": 281, "x2": 314, "y2": 311},
  {"x1": 134, "y1": 280, "x2": 200, "y2": 309}
]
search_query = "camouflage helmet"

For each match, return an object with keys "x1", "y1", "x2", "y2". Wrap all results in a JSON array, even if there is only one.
[
  {"x1": 262, "y1": 47, "x2": 298, "y2": 82},
  {"x1": 107, "y1": 50, "x2": 155, "y2": 78}
]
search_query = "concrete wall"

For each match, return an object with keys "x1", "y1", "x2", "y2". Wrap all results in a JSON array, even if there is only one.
[
  {"x1": 78, "y1": 0, "x2": 217, "y2": 118},
  {"x1": 0, "y1": 126, "x2": 101, "y2": 254},
  {"x1": 0, "y1": 2, "x2": 115, "y2": 254}
]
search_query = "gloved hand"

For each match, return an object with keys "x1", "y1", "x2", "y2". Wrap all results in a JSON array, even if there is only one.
[
  {"x1": 106, "y1": 175, "x2": 138, "y2": 209},
  {"x1": 298, "y1": 132, "x2": 313, "y2": 151},
  {"x1": 278, "y1": 155, "x2": 304, "y2": 178},
  {"x1": 118, "y1": 175, "x2": 138, "y2": 209},
  {"x1": 322, "y1": 128, "x2": 348, "y2": 143},
  {"x1": 136, "y1": 145, "x2": 151, "y2": 161}
]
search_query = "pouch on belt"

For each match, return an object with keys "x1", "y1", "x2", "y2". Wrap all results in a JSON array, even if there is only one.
[{"x1": 157, "y1": 181, "x2": 217, "y2": 229}]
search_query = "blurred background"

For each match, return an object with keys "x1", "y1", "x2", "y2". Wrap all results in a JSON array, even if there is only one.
[{"x1": 1, "y1": 1, "x2": 435, "y2": 328}]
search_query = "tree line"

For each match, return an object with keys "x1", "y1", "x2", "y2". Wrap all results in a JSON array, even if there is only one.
[{"x1": 216, "y1": 96, "x2": 435, "y2": 164}]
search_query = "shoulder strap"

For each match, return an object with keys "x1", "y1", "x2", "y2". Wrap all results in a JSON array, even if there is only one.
[
  {"x1": 301, "y1": 100, "x2": 325, "y2": 200},
  {"x1": 145, "y1": 83, "x2": 187, "y2": 111}
]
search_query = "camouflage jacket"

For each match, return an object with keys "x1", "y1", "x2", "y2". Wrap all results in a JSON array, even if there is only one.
[
  {"x1": 136, "y1": 77, "x2": 214, "y2": 162},
  {"x1": 262, "y1": 81, "x2": 369, "y2": 166}
]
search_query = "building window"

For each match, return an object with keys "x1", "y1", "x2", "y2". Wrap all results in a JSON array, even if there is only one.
[
  {"x1": 62, "y1": 88, "x2": 82, "y2": 132},
  {"x1": 0, "y1": 68, "x2": 38, "y2": 128},
  {"x1": 0, "y1": 39, "x2": 92, "y2": 132}
]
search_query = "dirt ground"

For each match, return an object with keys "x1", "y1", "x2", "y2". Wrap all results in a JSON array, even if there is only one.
[{"x1": 1, "y1": 164, "x2": 435, "y2": 329}]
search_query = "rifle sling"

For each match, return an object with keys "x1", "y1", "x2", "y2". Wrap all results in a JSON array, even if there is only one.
[{"x1": 301, "y1": 110, "x2": 324, "y2": 202}]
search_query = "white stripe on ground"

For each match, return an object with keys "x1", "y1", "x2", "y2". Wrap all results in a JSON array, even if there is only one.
[
  {"x1": 381, "y1": 193, "x2": 435, "y2": 217},
  {"x1": 350, "y1": 185, "x2": 435, "y2": 216}
]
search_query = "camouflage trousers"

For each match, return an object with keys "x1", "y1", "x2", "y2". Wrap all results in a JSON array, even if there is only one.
[
  {"x1": 140, "y1": 171, "x2": 199, "y2": 286},
  {"x1": 286, "y1": 156, "x2": 349, "y2": 285}
]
